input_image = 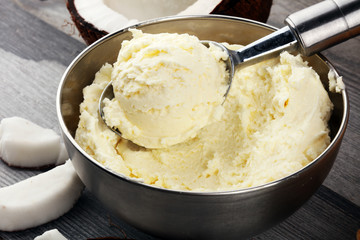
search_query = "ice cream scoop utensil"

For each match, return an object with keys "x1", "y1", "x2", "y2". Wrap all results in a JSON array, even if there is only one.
[
  {"x1": 99, "y1": 0, "x2": 360, "y2": 137},
  {"x1": 200, "y1": 26, "x2": 297, "y2": 98},
  {"x1": 203, "y1": 0, "x2": 360, "y2": 96}
]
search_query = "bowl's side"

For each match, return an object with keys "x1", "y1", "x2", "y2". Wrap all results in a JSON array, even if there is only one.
[
  {"x1": 57, "y1": 15, "x2": 348, "y2": 240},
  {"x1": 61, "y1": 132, "x2": 344, "y2": 240}
]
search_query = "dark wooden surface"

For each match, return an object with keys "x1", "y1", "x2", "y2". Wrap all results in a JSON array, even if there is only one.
[{"x1": 1, "y1": 0, "x2": 359, "y2": 239}]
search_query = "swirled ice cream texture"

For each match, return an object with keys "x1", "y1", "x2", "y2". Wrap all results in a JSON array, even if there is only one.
[
  {"x1": 75, "y1": 33, "x2": 333, "y2": 191},
  {"x1": 102, "y1": 29, "x2": 228, "y2": 148}
]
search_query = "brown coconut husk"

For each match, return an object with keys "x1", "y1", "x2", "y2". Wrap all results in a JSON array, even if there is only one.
[{"x1": 66, "y1": 0, "x2": 273, "y2": 45}]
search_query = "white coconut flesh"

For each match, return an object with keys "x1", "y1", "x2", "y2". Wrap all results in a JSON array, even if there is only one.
[
  {"x1": 0, "y1": 160, "x2": 84, "y2": 232},
  {"x1": 0, "y1": 117, "x2": 68, "y2": 168},
  {"x1": 34, "y1": 229, "x2": 68, "y2": 240},
  {"x1": 75, "y1": 0, "x2": 222, "y2": 33}
]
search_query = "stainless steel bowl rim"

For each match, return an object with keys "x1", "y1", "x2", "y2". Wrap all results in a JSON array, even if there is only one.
[{"x1": 56, "y1": 14, "x2": 349, "y2": 196}]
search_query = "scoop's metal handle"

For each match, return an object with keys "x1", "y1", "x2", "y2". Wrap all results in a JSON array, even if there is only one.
[
  {"x1": 228, "y1": 26, "x2": 297, "y2": 68},
  {"x1": 231, "y1": 0, "x2": 360, "y2": 68},
  {"x1": 286, "y1": 0, "x2": 360, "y2": 56}
]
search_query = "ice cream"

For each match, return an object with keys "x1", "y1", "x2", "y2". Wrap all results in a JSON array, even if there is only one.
[
  {"x1": 102, "y1": 29, "x2": 228, "y2": 148},
  {"x1": 75, "y1": 31, "x2": 333, "y2": 192}
]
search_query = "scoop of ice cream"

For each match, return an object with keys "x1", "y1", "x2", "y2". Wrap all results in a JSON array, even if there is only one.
[{"x1": 102, "y1": 29, "x2": 228, "y2": 148}]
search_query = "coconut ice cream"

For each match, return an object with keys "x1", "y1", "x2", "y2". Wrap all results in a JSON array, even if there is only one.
[
  {"x1": 102, "y1": 29, "x2": 228, "y2": 148},
  {"x1": 75, "y1": 31, "x2": 333, "y2": 192}
]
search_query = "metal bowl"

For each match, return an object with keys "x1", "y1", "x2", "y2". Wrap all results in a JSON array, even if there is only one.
[{"x1": 57, "y1": 15, "x2": 349, "y2": 239}]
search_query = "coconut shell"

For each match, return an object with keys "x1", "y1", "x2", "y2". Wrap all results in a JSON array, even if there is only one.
[
  {"x1": 212, "y1": 0, "x2": 273, "y2": 23},
  {"x1": 66, "y1": 0, "x2": 107, "y2": 45},
  {"x1": 66, "y1": 0, "x2": 273, "y2": 45}
]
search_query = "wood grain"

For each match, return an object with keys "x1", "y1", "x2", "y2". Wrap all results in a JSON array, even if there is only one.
[{"x1": 1, "y1": 0, "x2": 359, "y2": 239}]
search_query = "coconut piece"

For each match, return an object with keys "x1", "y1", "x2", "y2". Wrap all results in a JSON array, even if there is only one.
[
  {"x1": 66, "y1": 0, "x2": 107, "y2": 45},
  {"x1": 0, "y1": 160, "x2": 84, "y2": 232},
  {"x1": 0, "y1": 117, "x2": 68, "y2": 169},
  {"x1": 57, "y1": 143, "x2": 68, "y2": 165},
  {"x1": 66, "y1": 0, "x2": 273, "y2": 45},
  {"x1": 34, "y1": 229, "x2": 68, "y2": 240},
  {"x1": 211, "y1": 0, "x2": 273, "y2": 23}
]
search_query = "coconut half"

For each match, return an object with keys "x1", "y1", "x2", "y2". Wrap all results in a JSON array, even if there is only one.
[{"x1": 67, "y1": 0, "x2": 273, "y2": 44}]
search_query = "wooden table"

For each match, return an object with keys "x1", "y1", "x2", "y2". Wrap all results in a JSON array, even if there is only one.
[{"x1": 1, "y1": 0, "x2": 359, "y2": 239}]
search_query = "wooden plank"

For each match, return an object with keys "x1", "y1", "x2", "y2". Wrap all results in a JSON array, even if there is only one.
[
  {"x1": 258, "y1": 185, "x2": 360, "y2": 239},
  {"x1": 13, "y1": 0, "x2": 84, "y2": 43},
  {"x1": 0, "y1": 1, "x2": 85, "y2": 66}
]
